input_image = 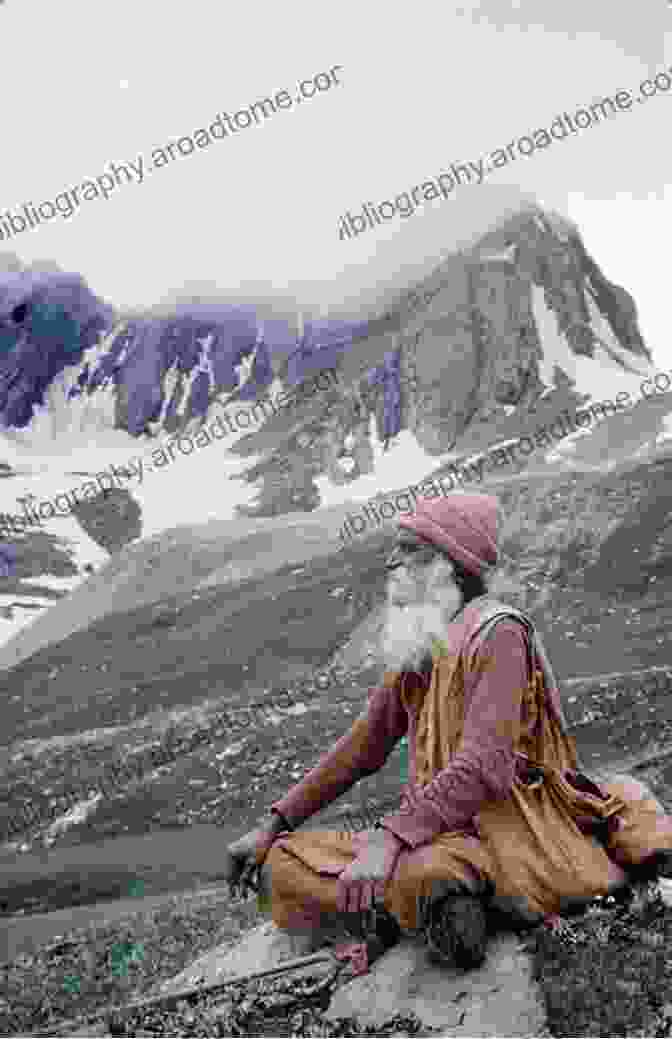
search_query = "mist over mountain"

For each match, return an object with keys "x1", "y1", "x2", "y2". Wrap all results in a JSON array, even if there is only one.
[{"x1": 0, "y1": 187, "x2": 666, "y2": 657}]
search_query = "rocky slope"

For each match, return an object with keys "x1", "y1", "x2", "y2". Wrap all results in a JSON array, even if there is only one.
[{"x1": 2, "y1": 448, "x2": 672, "y2": 1035}]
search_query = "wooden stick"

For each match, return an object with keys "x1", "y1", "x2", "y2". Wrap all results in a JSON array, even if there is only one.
[{"x1": 26, "y1": 950, "x2": 338, "y2": 1037}]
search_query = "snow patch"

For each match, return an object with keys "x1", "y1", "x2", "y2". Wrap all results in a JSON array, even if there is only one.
[
  {"x1": 215, "y1": 740, "x2": 248, "y2": 759},
  {"x1": 15, "y1": 725, "x2": 126, "y2": 757},
  {"x1": 314, "y1": 417, "x2": 463, "y2": 510},
  {"x1": 44, "y1": 792, "x2": 102, "y2": 839},
  {"x1": 544, "y1": 425, "x2": 594, "y2": 463},
  {"x1": 0, "y1": 395, "x2": 273, "y2": 647},
  {"x1": 477, "y1": 243, "x2": 518, "y2": 265},
  {"x1": 531, "y1": 285, "x2": 655, "y2": 407}
]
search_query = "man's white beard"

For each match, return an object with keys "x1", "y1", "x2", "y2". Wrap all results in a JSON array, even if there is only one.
[{"x1": 381, "y1": 581, "x2": 463, "y2": 674}]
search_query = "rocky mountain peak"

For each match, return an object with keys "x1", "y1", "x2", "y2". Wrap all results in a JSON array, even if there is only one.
[
  {"x1": 230, "y1": 202, "x2": 651, "y2": 515},
  {"x1": 0, "y1": 200, "x2": 652, "y2": 527}
]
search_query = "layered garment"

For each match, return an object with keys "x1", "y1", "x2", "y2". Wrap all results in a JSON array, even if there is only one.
[{"x1": 265, "y1": 596, "x2": 672, "y2": 932}]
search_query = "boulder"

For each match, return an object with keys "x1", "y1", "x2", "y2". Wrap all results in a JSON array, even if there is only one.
[{"x1": 324, "y1": 932, "x2": 549, "y2": 1037}]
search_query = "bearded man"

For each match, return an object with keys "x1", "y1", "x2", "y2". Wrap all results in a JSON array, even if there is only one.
[{"x1": 224, "y1": 493, "x2": 672, "y2": 969}]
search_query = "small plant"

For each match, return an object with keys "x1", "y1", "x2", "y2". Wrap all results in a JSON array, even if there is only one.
[
  {"x1": 399, "y1": 737, "x2": 409, "y2": 785},
  {"x1": 110, "y1": 940, "x2": 145, "y2": 977},
  {"x1": 62, "y1": 975, "x2": 81, "y2": 994}
]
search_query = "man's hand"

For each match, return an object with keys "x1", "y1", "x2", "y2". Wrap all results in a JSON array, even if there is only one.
[
  {"x1": 223, "y1": 814, "x2": 288, "y2": 899},
  {"x1": 336, "y1": 828, "x2": 405, "y2": 915}
]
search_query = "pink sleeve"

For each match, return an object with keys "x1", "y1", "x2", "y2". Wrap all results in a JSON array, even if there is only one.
[
  {"x1": 272, "y1": 679, "x2": 408, "y2": 828},
  {"x1": 380, "y1": 620, "x2": 529, "y2": 849}
]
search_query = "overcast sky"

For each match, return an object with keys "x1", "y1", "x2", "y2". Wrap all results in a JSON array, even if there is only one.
[{"x1": 1, "y1": 0, "x2": 670, "y2": 358}]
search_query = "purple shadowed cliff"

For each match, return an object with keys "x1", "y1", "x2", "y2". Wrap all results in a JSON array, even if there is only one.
[
  {"x1": 0, "y1": 271, "x2": 372, "y2": 437},
  {"x1": 287, "y1": 319, "x2": 370, "y2": 388},
  {"x1": 0, "y1": 270, "x2": 114, "y2": 427},
  {"x1": 0, "y1": 204, "x2": 653, "y2": 479},
  {"x1": 367, "y1": 347, "x2": 402, "y2": 441},
  {"x1": 0, "y1": 543, "x2": 17, "y2": 578}
]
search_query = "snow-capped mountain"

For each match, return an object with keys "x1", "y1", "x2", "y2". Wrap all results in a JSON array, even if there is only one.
[{"x1": 0, "y1": 195, "x2": 665, "y2": 651}]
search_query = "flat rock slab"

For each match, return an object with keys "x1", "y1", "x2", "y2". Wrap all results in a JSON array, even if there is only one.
[
  {"x1": 324, "y1": 933, "x2": 549, "y2": 1037},
  {"x1": 159, "y1": 922, "x2": 549, "y2": 1037}
]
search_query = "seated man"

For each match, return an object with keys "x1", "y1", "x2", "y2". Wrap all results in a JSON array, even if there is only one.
[{"x1": 224, "y1": 492, "x2": 672, "y2": 969}]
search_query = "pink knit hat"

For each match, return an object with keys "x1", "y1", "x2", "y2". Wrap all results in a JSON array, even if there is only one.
[{"x1": 398, "y1": 493, "x2": 499, "y2": 577}]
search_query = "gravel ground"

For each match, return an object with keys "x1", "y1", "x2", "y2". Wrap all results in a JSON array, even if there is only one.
[
  {"x1": 527, "y1": 885, "x2": 672, "y2": 1038},
  {"x1": 1, "y1": 885, "x2": 445, "y2": 1038},
  {"x1": 8, "y1": 883, "x2": 672, "y2": 1037},
  {"x1": 103, "y1": 980, "x2": 444, "y2": 1038},
  {"x1": 1, "y1": 887, "x2": 259, "y2": 1037}
]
